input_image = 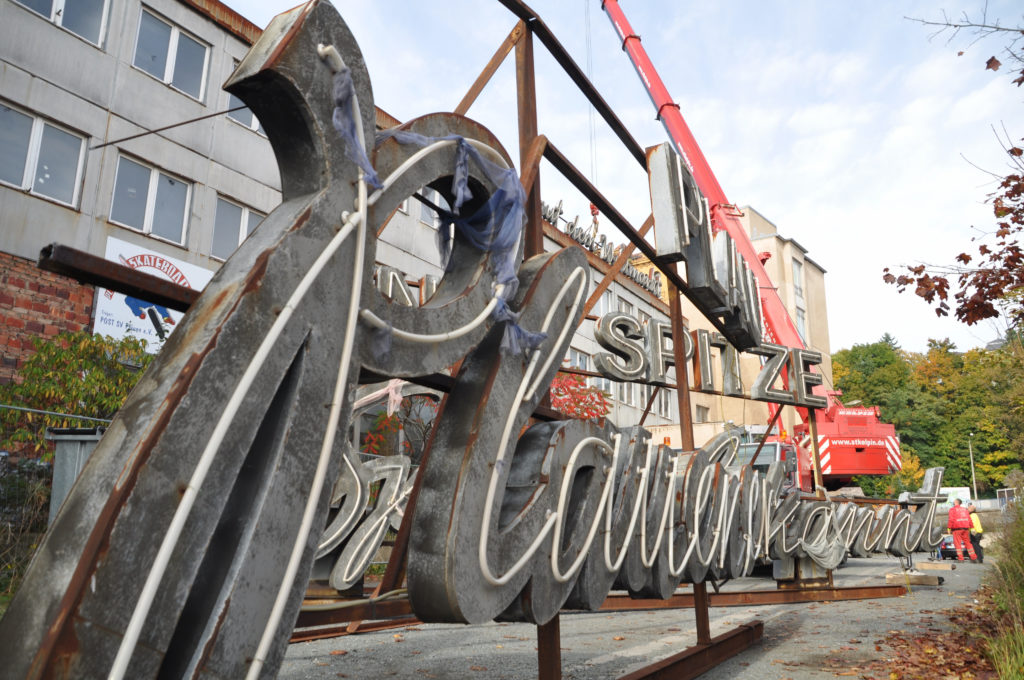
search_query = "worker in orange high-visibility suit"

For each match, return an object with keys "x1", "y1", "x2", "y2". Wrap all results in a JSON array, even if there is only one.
[{"x1": 947, "y1": 498, "x2": 978, "y2": 562}]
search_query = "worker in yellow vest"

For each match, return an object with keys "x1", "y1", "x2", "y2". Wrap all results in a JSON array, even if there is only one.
[{"x1": 968, "y1": 504, "x2": 984, "y2": 564}]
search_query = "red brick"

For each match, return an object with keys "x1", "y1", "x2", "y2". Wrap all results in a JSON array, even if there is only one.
[
  {"x1": 6, "y1": 317, "x2": 25, "y2": 330},
  {"x1": 67, "y1": 322, "x2": 81, "y2": 332},
  {"x1": 0, "y1": 292, "x2": 13, "y2": 306},
  {"x1": 56, "y1": 289, "x2": 70, "y2": 300},
  {"x1": 32, "y1": 302, "x2": 50, "y2": 314},
  {"x1": 43, "y1": 325, "x2": 58, "y2": 337},
  {"x1": 39, "y1": 285, "x2": 56, "y2": 296},
  {"x1": 25, "y1": 320, "x2": 42, "y2": 333},
  {"x1": 76, "y1": 313, "x2": 91, "y2": 325},
  {"x1": 9, "y1": 277, "x2": 25, "y2": 289},
  {"x1": 14, "y1": 297, "x2": 32, "y2": 310}
]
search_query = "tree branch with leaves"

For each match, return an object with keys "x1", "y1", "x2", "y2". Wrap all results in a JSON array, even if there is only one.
[{"x1": 887, "y1": 9, "x2": 1024, "y2": 330}]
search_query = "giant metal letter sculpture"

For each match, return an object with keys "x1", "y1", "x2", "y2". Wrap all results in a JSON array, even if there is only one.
[
  {"x1": 0, "y1": 2, "x2": 947, "y2": 678},
  {"x1": 0, "y1": 2, "x2": 519, "y2": 676}
]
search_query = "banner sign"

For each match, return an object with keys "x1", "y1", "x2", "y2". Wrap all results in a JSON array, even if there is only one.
[{"x1": 93, "y1": 237, "x2": 213, "y2": 352}]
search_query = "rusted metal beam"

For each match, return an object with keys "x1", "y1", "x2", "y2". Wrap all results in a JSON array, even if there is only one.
[
  {"x1": 37, "y1": 243, "x2": 199, "y2": 312},
  {"x1": 750, "y1": 406, "x2": 784, "y2": 467},
  {"x1": 581, "y1": 214, "x2": 655, "y2": 318},
  {"x1": 294, "y1": 597, "x2": 414, "y2": 629},
  {"x1": 538, "y1": 615, "x2": 562, "y2": 680},
  {"x1": 290, "y1": 617, "x2": 420, "y2": 643},
  {"x1": 495, "y1": 0, "x2": 646, "y2": 167},
  {"x1": 516, "y1": 27, "x2": 544, "y2": 258},
  {"x1": 455, "y1": 21, "x2": 525, "y2": 115},
  {"x1": 617, "y1": 621, "x2": 763, "y2": 680},
  {"x1": 597, "y1": 584, "x2": 908, "y2": 611},
  {"x1": 519, "y1": 134, "x2": 549, "y2": 197}
]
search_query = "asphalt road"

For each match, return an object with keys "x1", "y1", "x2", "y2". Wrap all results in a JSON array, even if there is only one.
[{"x1": 281, "y1": 556, "x2": 985, "y2": 679}]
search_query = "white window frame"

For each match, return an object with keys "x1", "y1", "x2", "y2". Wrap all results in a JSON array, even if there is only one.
[
  {"x1": 14, "y1": 0, "x2": 110, "y2": 46},
  {"x1": 617, "y1": 379, "x2": 635, "y2": 407},
  {"x1": 109, "y1": 154, "x2": 191, "y2": 245},
  {"x1": 418, "y1": 188, "x2": 440, "y2": 227},
  {"x1": 133, "y1": 9, "x2": 209, "y2": 101},
  {"x1": 795, "y1": 305, "x2": 808, "y2": 344},
  {"x1": 657, "y1": 387, "x2": 674, "y2": 418},
  {"x1": 0, "y1": 103, "x2": 86, "y2": 208},
  {"x1": 211, "y1": 195, "x2": 264, "y2": 261},
  {"x1": 792, "y1": 258, "x2": 804, "y2": 301},
  {"x1": 695, "y1": 405, "x2": 710, "y2": 424}
]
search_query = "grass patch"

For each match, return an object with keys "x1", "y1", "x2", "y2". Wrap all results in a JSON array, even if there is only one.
[{"x1": 983, "y1": 502, "x2": 1024, "y2": 678}]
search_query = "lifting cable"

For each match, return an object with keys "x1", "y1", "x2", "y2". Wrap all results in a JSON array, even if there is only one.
[{"x1": 88, "y1": 105, "x2": 248, "y2": 151}]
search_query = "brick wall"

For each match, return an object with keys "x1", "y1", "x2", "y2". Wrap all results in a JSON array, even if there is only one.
[{"x1": 0, "y1": 251, "x2": 94, "y2": 384}]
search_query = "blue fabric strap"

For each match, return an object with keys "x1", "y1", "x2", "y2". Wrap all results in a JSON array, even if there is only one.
[{"x1": 331, "y1": 69, "x2": 381, "y2": 188}]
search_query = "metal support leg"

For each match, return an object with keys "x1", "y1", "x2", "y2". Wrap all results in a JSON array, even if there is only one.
[{"x1": 538, "y1": 615, "x2": 562, "y2": 680}]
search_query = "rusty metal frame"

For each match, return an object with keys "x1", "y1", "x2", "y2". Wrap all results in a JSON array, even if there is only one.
[
  {"x1": 617, "y1": 622, "x2": 763, "y2": 680},
  {"x1": 598, "y1": 584, "x2": 908, "y2": 610},
  {"x1": 38, "y1": 243, "x2": 199, "y2": 312}
]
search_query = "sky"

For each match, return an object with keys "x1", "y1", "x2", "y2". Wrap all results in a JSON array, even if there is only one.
[{"x1": 222, "y1": 0, "x2": 1022, "y2": 355}]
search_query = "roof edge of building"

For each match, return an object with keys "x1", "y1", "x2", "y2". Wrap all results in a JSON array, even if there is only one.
[{"x1": 180, "y1": 0, "x2": 263, "y2": 45}]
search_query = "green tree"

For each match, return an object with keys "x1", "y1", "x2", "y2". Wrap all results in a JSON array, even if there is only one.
[
  {"x1": 0, "y1": 332, "x2": 153, "y2": 457},
  {"x1": 834, "y1": 334, "x2": 1024, "y2": 495}
]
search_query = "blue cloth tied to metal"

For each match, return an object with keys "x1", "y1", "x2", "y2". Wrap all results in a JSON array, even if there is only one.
[
  {"x1": 331, "y1": 69, "x2": 381, "y2": 188},
  {"x1": 371, "y1": 128, "x2": 546, "y2": 355}
]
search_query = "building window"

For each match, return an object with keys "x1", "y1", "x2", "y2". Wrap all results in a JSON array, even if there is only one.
[
  {"x1": 591, "y1": 290, "x2": 614, "y2": 396},
  {"x1": 212, "y1": 196, "x2": 264, "y2": 260},
  {"x1": 567, "y1": 347, "x2": 589, "y2": 371},
  {"x1": 110, "y1": 155, "x2": 190, "y2": 244},
  {"x1": 657, "y1": 387, "x2": 674, "y2": 419},
  {"x1": 133, "y1": 9, "x2": 208, "y2": 100},
  {"x1": 791, "y1": 258, "x2": 804, "y2": 302},
  {"x1": 0, "y1": 103, "x2": 86, "y2": 207},
  {"x1": 617, "y1": 380, "x2": 634, "y2": 407},
  {"x1": 795, "y1": 306, "x2": 808, "y2": 344},
  {"x1": 15, "y1": 0, "x2": 108, "y2": 45},
  {"x1": 695, "y1": 405, "x2": 710, "y2": 423}
]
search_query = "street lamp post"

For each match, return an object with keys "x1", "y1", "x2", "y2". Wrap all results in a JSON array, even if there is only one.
[{"x1": 968, "y1": 432, "x2": 978, "y2": 502}]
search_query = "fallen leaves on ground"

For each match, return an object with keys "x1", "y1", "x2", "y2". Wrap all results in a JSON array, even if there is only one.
[{"x1": 859, "y1": 594, "x2": 998, "y2": 680}]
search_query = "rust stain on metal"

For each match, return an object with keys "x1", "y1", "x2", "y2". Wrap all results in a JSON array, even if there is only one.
[
  {"x1": 288, "y1": 206, "x2": 313, "y2": 233},
  {"x1": 29, "y1": 348, "x2": 210, "y2": 678},
  {"x1": 240, "y1": 247, "x2": 271, "y2": 297},
  {"x1": 264, "y1": 1, "x2": 314, "y2": 70},
  {"x1": 195, "y1": 598, "x2": 230, "y2": 675}
]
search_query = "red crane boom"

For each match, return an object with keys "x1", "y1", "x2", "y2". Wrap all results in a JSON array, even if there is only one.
[{"x1": 601, "y1": 0, "x2": 900, "y2": 489}]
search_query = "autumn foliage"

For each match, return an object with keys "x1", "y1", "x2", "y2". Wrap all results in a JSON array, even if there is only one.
[
  {"x1": 0, "y1": 332, "x2": 153, "y2": 457},
  {"x1": 548, "y1": 372, "x2": 611, "y2": 421},
  {"x1": 884, "y1": 168, "x2": 1024, "y2": 327},
  {"x1": 887, "y1": 14, "x2": 1024, "y2": 328}
]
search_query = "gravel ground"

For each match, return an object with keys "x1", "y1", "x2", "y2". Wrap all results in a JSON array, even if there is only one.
[{"x1": 280, "y1": 555, "x2": 985, "y2": 679}]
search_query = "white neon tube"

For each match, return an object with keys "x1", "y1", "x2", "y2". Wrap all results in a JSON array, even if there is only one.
[
  {"x1": 477, "y1": 268, "x2": 587, "y2": 586},
  {"x1": 550, "y1": 436, "x2": 614, "y2": 583}
]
